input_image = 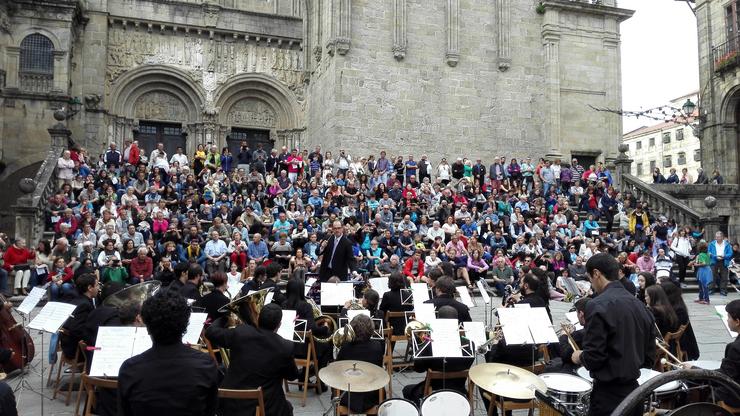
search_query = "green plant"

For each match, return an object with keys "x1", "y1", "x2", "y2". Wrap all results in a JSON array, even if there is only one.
[
  {"x1": 715, "y1": 50, "x2": 739, "y2": 72},
  {"x1": 536, "y1": 2, "x2": 546, "y2": 14}
]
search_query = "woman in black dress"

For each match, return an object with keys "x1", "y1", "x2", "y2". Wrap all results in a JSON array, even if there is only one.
[{"x1": 660, "y1": 281, "x2": 700, "y2": 360}]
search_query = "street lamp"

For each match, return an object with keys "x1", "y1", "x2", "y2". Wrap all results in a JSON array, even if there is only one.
[{"x1": 681, "y1": 99, "x2": 696, "y2": 116}]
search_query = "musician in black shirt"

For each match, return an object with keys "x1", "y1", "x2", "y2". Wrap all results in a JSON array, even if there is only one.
[
  {"x1": 423, "y1": 277, "x2": 472, "y2": 322},
  {"x1": 572, "y1": 253, "x2": 655, "y2": 416},
  {"x1": 716, "y1": 299, "x2": 740, "y2": 407}
]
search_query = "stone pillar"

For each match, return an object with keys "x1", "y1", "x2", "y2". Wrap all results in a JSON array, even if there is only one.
[
  {"x1": 543, "y1": 31, "x2": 562, "y2": 160},
  {"x1": 445, "y1": 0, "x2": 460, "y2": 66},
  {"x1": 5, "y1": 46, "x2": 19, "y2": 88},
  {"x1": 52, "y1": 50, "x2": 67, "y2": 94},
  {"x1": 48, "y1": 121, "x2": 72, "y2": 152},
  {"x1": 393, "y1": 0, "x2": 407, "y2": 60},
  {"x1": 613, "y1": 144, "x2": 633, "y2": 193},
  {"x1": 496, "y1": 0, "x2": 511, "y2": 71}
]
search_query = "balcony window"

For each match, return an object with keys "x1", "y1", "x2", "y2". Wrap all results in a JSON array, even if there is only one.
[
  {"x1": 676, "y1": 128, "x2": 684, "y2": 141},
  {"x1": 636, "y1": 141, "x2": 642, "y2": 150},
  {"x1": 694, "y1": 149, "x2": 702, "y2": 161},
  {"x1": 649, "y1": 137, "x2": 655, "y2": 147},
  {"x1": 19, "y1": 34, "x2": 54, "y2": 93},
  {"x1": 663, "y1": 156, "x2": 672, "y2": 168},
  {"x1": 662, "y1": 132, "x2": 671, "y2": 144},
  {"x1": 650, "y1": 160, "x2": 656, "y2": 172},
  {"x1": 677, "y1": 152, "x2": 686, "y2": 165},
  {"x1": 636, "y1": 163, "x2": 643, "y2": 176}
]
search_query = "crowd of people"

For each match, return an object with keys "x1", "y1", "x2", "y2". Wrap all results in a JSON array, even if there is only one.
[{"x1": 0, "y1": 140, "x2": 737, "y2": 415}]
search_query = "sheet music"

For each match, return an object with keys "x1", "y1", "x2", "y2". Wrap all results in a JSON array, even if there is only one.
[
  {"x1": 565, "y1": 311, "x2": 584, "y2": 331},
  {"x1": 277, "y1": 309, "x2": 298, "y2": 341},
  {"x1": 411, "y1": 283, "x2": 430, "y2": 302},
  {"x1": 528, "y1": 308, "x2": 558, "y2": 344},
  {"x1": 513, "y1": 303, "x2": 531, "y2": 308},
  {"x1": 455, "y1": 286, "x2": 475, "y2": 308},
  {"x1": 182, "y1": 313, "x2": 208, "y2": 345},
  {"x1": 265, "y1": 291, "x2": 274, "y2": 304},
  {"x1": 429, "y1": 319, "x2": 462, "y2": 357},
  {"x1": 716, "y1": 305, "x2": 739, "y2": 337},
  {"x1": 476, "y1": 280, "x2": 491, "y2": 305},
  {"x1": 28, "y1": 302, "x2": 77, "y2": 333},
  {"x1": 17, "y1": 287, "x2": 46, "y2": 315},
  {"x1": 368, "y1": 277, "x2": 390, "y2": 300},
  {"x1": 89, "y1": 326, "x2": 139, "y2": 377},
  {"x1": 347, "y1": 309, "x2": 371, "y2": 320},
  {"x1": 320, "y1": 282, "x2": 354, "y2": 306},
  {"x1": 228, "y1": 283, "x2": 244, "y2": 300},
  {"x1": 414, "y1": 303, "x2": 436, "y2": 324},
  {"x1": 304, "y1": 277, "x2": 317, "y2": 296},
  {"x1": 463, "y1": 321, "x2": 487, "y2": 349},
  {"x1": 132, "y1": 328, "x2": 153, "y2": 356}
]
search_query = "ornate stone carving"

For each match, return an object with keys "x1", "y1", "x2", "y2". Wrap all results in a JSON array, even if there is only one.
[
  {"x1": 393, "y1": 0, "x2": 407, "y2": 60},
  {"x1": 327, "y1": 0, "x2": 351, "y2": 56},
  {"x1": 202, "y1": 2, "x2": 220, "y2": 27},
  {"x1": 133, "y1": 92, "x2": 188, "y2": 121},
  {"x1": 227, "y1": 99, "x2": 276, "y2": 128},
  {"x1": 313, "y1": 45, "x2": 322, "y2": 63},
  {"x1": 445, "y1": 0, "x2": 460, "y2": 67},
  {"x1": 84, "y1": 94, "x2": 102, "y2": 111}
]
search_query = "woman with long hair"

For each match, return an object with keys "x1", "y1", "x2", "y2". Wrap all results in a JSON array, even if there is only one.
[
  {"x1": 660, "y1": 281, "x2": 700, "y2": 360},
  {"x1": 283, "y1": 279, "x2": 332, "y2": 372},
  {"x1": 645, "y1": 285, "x2": 679, "y2": 336},
  {"x1": 637, "y1": 271, "x2": 657, "y2": 303}
]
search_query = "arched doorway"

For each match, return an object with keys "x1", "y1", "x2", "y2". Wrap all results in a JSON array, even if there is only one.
[
  {"x1": 214, "y1": 73, "x2": 304, "y2": 153},
  {"x1": 108, "y1": 65, "x2": 206, "y2": 156}
]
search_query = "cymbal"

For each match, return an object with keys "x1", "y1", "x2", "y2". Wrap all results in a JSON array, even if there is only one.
[
  {"x1": 318, "y1": 360, "x2": 389, "y2": 392},
  {"x1": 469, "y1": 363, "x2": 546, "y2": 400}
]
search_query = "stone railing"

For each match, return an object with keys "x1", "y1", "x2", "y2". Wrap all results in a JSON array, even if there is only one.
[
  {"x1": 19, "y1": 72, "x2": 53, "y2": 94},
  {"x1": 622, "y1": 173, "x2": 705, "y2": 227},
  {"x1": 13, "y1": 120, "x2": 70, "y2": 246}
]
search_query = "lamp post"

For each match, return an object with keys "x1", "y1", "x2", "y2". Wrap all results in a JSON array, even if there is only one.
[{"x1": 678, "y1": 98, "x2": 705, "y2": 138}]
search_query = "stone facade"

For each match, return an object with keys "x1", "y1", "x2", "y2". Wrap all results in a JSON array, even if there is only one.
[
  {"x1": 696, "y1": 0, "x2": 740, "y2": 184},
  {"x1": 0, "y1": 0, "x2": 632, "y2": 182},
  {"x1": 303, "y1": 0, "x2": 633, "y2": 165}
]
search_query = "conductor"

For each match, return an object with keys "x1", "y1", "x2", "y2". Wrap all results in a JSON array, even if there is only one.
[
  {"x1": 571, "y1": 253, "x2": 655, "y2": 416},
  {"x1": 318, "y1": 221, "x2": 355, "y2": 282}
]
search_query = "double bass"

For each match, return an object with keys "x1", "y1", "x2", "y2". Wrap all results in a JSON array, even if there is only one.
[{"x1": 0, "y1": 293, "x2": 35, "y2": 373}]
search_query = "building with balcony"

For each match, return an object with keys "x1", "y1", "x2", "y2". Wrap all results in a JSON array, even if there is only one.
[{"x1": 622, "y1": 92, "x2": 701, "y2": 183}]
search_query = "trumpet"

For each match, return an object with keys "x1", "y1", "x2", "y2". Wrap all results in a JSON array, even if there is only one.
[{"x1": 476, "y1": 326, "x2": 504, "y2": 354}]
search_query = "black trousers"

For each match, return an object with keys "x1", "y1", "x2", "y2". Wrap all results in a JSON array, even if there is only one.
[
  {"x1": 590, "y1": 379, "x2": 640, "y2": 416},
  {"x1": 674, "y1": 255, "x2": 689, "y2": 283}
]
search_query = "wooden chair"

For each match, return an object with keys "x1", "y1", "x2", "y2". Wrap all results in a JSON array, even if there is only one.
[
  {"x1": 73, "y1": 341, "x2": 89, "y2": 416},
  {"x1": 332, "y1": 386, "x2": 386, "y2": 415},
  {"x1": 384, "y1": 311, "x2": 412, "y2": 370},
  {"x1": 664, "y1": 324, "x2": 688, "y2": 362},
  {"x1": 381, "y1": 328, "x2": 394, "y2": 396},
  {"x1": 218, "y1": 387, "x2": 266, "y2": 416},
  {"x1": 200, "y1": 332, "x2": 221, "y2": 364},
  {"x1": 283, "y1": 330, "x2": 322, "y2": 406},
  {"x1": 481, "y1": 390, "x2": 535, "y2": 416},
  {"x1": 422, "y1": 369, "x2": 474, "y2": 413},
  {"x1": 80, "y1": 374, "x2": 118, "y2": 416},
  {"x1": 52, "y1": 331, "x2": 85, "y2": 406},
  {"x1": 719, "y1": 401, "x2": 740, "y2": 415}
]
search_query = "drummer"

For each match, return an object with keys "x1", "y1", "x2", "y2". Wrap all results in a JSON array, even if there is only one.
[
  {"x1": 715, "y1": 299, "x2": 740, "y2": 408},
  {"x1": 571, "y1": 254, "x2": 655, "y2": 416},
  {"x1": 334, "y1": 315, "x2": 385, "y2": 413},
  {"x1": 547, "y1": 297, "x2": 588, "y2": 375}
]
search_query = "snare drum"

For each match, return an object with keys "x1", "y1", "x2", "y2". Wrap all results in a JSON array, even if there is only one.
[
  {"x1": 539, "y1": 373, "x2": 592, "y2": 416},
  {"x1": 420, "y1": 390, "x2": 470, "y2": 416},
  {"x1": 378, "y1": 398, "x2": 420, "y2": 416},
  {"x1": 639, "y1": 368, "x2": 684, "y2": 409}
]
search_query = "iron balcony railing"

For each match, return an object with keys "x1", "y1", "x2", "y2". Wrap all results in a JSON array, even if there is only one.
[{"x1": 713, "y1": 34, "x2": 740, "y2": 73}]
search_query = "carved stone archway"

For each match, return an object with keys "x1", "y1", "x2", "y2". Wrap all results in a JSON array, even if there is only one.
[
  {"x1": 214, "y1": 73, "x2": 305, "y2": 149},
  {"x1": 108, "y1": 65, "x2": 207, "y2": 154}
]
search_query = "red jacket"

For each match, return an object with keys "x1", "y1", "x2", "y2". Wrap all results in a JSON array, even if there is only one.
[
  {"x1": 403, "y1": 258, "x2": 425, "y2": 281},
  {"x1": 2, "y1": 245, "x2": 35, "y2": 272},
  {"x1": 54, "y1": 215, "x2": 79, "y2": 236},
  {"x1": 129, "y1": 144, "x2": 140, "y2": 165},
  {"x1": 130, "y1": 256, "x2": 153, "y2": 279},
  {"x1": 47, "y1": 267, "x2": 73, "y2": 283}
]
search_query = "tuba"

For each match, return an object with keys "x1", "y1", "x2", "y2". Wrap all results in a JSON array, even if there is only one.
[
  {"x1": 218, "y1": 288, "x2": 271, "y2": 328},
  {"x1": 307, "y1": 298, "x2": 337, "y2": 343},
  {"x1": 103, "y1": 280, "x2": 162, "y2": 309}
]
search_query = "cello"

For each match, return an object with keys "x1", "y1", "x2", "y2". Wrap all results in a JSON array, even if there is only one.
[{"x1": 0, "y1": 293, "x2": 35, "y2": 373}]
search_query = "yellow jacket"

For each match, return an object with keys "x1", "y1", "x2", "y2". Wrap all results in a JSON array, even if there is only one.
[{"x1": 628, "y1": 211, "x2": 649, "y2": 233}]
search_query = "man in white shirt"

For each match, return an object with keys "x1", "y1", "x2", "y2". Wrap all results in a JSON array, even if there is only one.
[
  {"x1": 170, "y1": 146, "x2": 189, "y2": 168},
  {"x1": 204, "y1": 231, "x2": 228, "y2": 275},
  {"x1": 149, "y1": 143, "x2": 169, "y2": 169},
  {"x1": 426, "y1": 220, "x2": 446, "y2": 242}
]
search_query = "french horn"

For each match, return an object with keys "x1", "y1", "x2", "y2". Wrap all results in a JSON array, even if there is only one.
[
  {"x1": 218, "y1": 288, "x2": 271, "y2": 328},
  {"x1": 102, "y1": 280, "x2": 162, "y2": 309}
]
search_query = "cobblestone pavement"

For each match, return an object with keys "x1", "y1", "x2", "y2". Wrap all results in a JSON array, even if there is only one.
[{"x1": 11, "y1": 291, "x2": 735, "y2": 415}]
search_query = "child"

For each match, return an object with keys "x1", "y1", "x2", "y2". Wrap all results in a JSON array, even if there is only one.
[{"x1": 692, "y1": 241, "x2": 712, "y2": 304}]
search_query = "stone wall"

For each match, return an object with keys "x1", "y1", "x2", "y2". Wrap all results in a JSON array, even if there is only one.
[
  {"x1": 695, "y1": 0, "x2": 740, "y2": 184},
  {"x1": 304, "y1": 0, "x2": 632, "y2": 165}
]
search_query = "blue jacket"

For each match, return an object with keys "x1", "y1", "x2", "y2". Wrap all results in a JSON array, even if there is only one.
[{"x1": 708, "y1": 239, "x2": 733, "y2": 267}]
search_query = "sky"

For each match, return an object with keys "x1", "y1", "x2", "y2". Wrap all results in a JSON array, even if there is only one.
[{"x1": 618, "y1": 0, "x2": 699, "y2": 134}]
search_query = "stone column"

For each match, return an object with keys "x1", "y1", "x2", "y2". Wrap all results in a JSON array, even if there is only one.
[
  {"x1": 5, "y1": 46, "x2": 19, "y2": 88},
  {"x1": 52, "y1": 50, "x2": 67, "y2": 94},
  {"x1": 497, "y1": 0, "x2": 511, "y2": 71},
  {"x1": 613, "y1": 144, "x2": 633, "y2": 193},
  {"x1": 393, "y1": 0, "x2": 407, "y2": 60},
  {"x1": 543, "y1": 31, "x2": 562, "y2": 160},
  {"x1": 445, "y1": 0, "x2": 460, "y2": 66}
]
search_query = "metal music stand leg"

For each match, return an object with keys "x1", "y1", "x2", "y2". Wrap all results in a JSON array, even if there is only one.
[{"x1": 13, "y1": 312, "x2": 51, "y2": 416}]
